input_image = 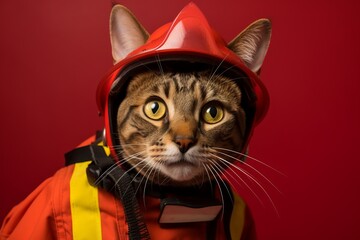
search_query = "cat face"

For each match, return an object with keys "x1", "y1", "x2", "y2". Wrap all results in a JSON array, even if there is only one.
[
  {"x1": 109, "y1": 5, "x2": 271, "y2": 186},
  {"x1": 117, "y1": 71, "x2": 245, "y2": 185}
]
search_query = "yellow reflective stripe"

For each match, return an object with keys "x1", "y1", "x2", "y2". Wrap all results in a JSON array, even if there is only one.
[
  {"x1": 230, "y1": 191, "x2": 246, "y2": 240},
  {"x1": 70, "y1": 161, "x2": 102, "y2": 240},
  {"x1": 97, "y1": 142, "x2": 110, "y2": 156}
]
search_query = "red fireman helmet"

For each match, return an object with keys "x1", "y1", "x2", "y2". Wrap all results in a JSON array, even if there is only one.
[{"x1": 96, "y1": 3, "x2": 270, "y2": 159}]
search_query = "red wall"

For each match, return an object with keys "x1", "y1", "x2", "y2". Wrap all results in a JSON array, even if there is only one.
[{"x1": 1, "y1": 0, "x2": 360, "y2": 239}]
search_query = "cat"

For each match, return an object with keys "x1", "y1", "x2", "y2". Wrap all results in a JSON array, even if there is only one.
[
  {"x1": 110, "y1": 5, "x2": 272, "y2": 191},
  {"x1": 0, "y1": 4, "x2": 272, "y2": 240},
  {"x1": 116, "y1": 71, "x2": 245, "y2": 187}
]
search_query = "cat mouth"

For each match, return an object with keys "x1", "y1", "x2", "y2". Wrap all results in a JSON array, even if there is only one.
[
  {"x1": 166, "y1": 158, "x2": 196, "y2": 167},
  {"x1": 159, "y1": 157, "x2": 202, "y2": 182}
]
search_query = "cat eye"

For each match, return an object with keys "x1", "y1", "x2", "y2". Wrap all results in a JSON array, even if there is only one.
[
  {"x1": 202, "y1": 103, "x2": 224, "y2": 124},
  {"x1": 143, "y1": 99, "x2": 167, "y2": 120}
]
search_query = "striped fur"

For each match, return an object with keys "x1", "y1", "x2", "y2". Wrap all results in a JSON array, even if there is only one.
[
  {"x1": 110, "y1": 5, "x2": 271, "y2": 187},
  {"x1": 116, "y1": 71, "x2": 246, "y2": 186}
]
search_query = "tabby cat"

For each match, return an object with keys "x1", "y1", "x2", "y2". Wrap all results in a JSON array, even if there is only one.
[
  {"x1": 0, "y1": 4, "x2": 272, "y2": 240},
  {"x1": 110, "y1": 5, "x2": 272, "y2": 189}
]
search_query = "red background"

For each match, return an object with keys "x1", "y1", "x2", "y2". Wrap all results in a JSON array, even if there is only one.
[{"x1": 1, "y1": 0, "x2": 360, "y2": 239}]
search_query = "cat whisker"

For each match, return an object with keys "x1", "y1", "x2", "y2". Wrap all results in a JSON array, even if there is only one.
[
  {"x1": 93, "y1": 151, "x2": 146, "y2": 186},
  {"x1": 142, "y1": 160, "x2": 160, "y2": 207},
  {"x1": 93, "y1": 157, "x2": 128, "y2": 186},
  {"x1": 193, "y1": 173, "x2": 206, "y2": 187},
  {"x1": 209, "y1": 152, "x2": 279, "y2": 216},
  {"x1": 109, "y1": 144, "x2": 148, "y2": 153},
  {"x1": 208, "y1": 155, "x2": 264, "y2": 206},
  {"x1": 210, "y1": 153, "x2": 264, "y2": 188},
  {"x1": 201, "y1": 162, "x2": 214, "y2": 194},
  {"x1": 123, "y1": 161, "x2": 153, "y2": 200},
  {"x1": 209, "y1": 53, "x2": 229, "y2": 82},
  {"x1": 204, "y1": 163, "x2": 226, "y2": 220},
  {"x1": 159, "y1": 174, "x2": 171, "y2": 186},
  {"x1": 112, "y1": 157, "x2": 149, "y2": 194},
  {"x1": 93, "y1": 160, "x2": 123, "y2": 186},
  {"x1": 134, "y1": 162, "x2": 155, "y2": 204},
  {"x1": 209, "y1": 153, "x2": 264, "y2": 206},
  {"x1": 155, "y1": 54, "x2": 164, "y2": 74},
  {"x1": 212, "y1": 147, "x2": 285, "y2": 176},
  {"x1": 214, "y1": 150, "x2": 282, "y2": 194},
  {"x1": 213, "y1": 64, "x2": 236, "y2": 80},
  {"x1": 110, "y1": 143, "x2": 148, "y2": 148},
  {"x1": 95, "y1": 152, "x2": 146, "y2": 189},
  {"x1": 207, "y1": 159, "x2": 234, "y2": 205},
  {"x1": 155, "y1": 163, "x2": 172, "y2": 187},
  {"x1": 155, "y1": 54, "x2": 168, "y2": 83},
  {"x1": 137, "y1": 57, "x2": 157, "y2": 73},
  {"x1": 204, "y1": 54, "x2": 230, "y2": 90}
]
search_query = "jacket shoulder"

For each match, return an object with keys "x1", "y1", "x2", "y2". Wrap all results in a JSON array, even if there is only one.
[{"x1": 0, "y1": 165, "x2": 75, "y2": 240}]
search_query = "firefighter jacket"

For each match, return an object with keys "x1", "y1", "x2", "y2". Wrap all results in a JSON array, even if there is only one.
[{"x1": 0, "y1": 136, "x2": 256, "y2": 240}]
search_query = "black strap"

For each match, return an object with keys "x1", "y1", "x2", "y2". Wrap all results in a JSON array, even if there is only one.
[
  {"x1": 65, "y1": 144, "x2": 151, "y2": 240},
  {"x1": 64, "y1": 146, "x2": 95, "y2": 166}
]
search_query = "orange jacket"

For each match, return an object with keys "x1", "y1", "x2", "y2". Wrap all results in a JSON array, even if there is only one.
[{"x1": 0, "y1": 137, "x2": 255, "y2": 240}]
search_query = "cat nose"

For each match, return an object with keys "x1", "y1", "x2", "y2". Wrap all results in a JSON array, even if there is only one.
[{"x1": 175, "y1": 136, "x2": 195, "y2": 153}]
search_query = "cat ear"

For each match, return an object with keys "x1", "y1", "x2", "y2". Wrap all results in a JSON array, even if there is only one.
[
  {"x1": 110, "y1": 5, "x2": 149, "y2": 63},
  {"x1": 228, "y1": 19, "x2": 272, "y2": 74}
]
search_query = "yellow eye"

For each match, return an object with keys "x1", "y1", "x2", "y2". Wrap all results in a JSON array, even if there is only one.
[
  {"x1": 143, "y1": 100, "x2": 166, "y2": 120},
  {"x1": 202, "y1": 104, "x2": 224, "y2": 124}
]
